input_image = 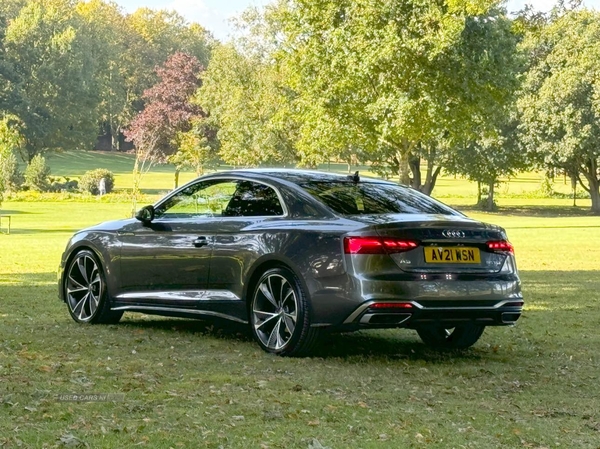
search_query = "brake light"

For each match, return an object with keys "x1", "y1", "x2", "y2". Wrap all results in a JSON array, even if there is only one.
[
  {"x1": 487, "y1": 240, "x2": 514, "y2": 253},
  {"x1": 344, "y1": 237, "x2": 418, "y2": 254}
]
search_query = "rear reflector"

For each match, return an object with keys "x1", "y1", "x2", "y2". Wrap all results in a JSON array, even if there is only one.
[
  {"x1": 369, "y1": 302, "x2": 414, "y2": 309},
  {"x1": 487, "y1": 240, "x2": 514, "y2": 253},
  {"x1": 344, "y1": 237, "x2": 418, "y2": 254}
]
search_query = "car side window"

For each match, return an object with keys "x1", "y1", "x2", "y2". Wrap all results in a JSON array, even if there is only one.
[
  {"x1": 222, "y1": 181, "x2": 284, "y2": 217},
  {"x1": 155, "y1": 180, "x2": 238, "y2": 219}
]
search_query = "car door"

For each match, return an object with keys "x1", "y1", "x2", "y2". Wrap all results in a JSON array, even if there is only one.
[
  {"x1": 118, "y1": 179, "x2": 239, "y2": 306},
  {"x1": 209, "y1": 180, "x2": 287, "y2": 309}
]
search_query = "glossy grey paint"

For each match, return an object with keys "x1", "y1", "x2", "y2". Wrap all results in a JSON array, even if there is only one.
[{"x1": 58, "y1": 170, "x2": 523, "y2": 329}]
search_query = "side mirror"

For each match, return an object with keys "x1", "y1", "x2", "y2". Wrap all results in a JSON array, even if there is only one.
[{"x1": 135, "y1": 205, "x2": 155, "y2": 225}]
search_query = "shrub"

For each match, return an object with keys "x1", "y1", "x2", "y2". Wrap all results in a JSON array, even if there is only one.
[
  {"x1": 540, "y1": 176, "x2": 554, "y2": 197},
  {"x1": 79, "y1": 169, "x2": 115, "y2": 195},
  {"x1": 49, "y1": 176, "x2": 78, "y2": 192},
  {"x1": 0, "y1": 152, "x2": 24, "y2": 193},
  {"x1": 24, "y1": 154, "x2": 51, "y2": 191}
]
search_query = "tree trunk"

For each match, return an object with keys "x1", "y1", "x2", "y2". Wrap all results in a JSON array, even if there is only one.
[
  {"x1": 397, "y1": 150, "x2": 411, "y2": 185},
  {"x1": 131, "y1": 157, "x2": 141, "y2": 217},
  {"x1": 477, "y1": 181, "x2": 482, "y2": 205},
  {"x1": 408, "y1": 155, "x2": 421, "y2": 190},
  {"x1": 111, "y1": 124, "x2": 120, "y2": 151},
  {"x1": 486, "y1": 181, "x2": 496, "y2": 211},
  {"x1": 174, "y1": 168, "x2": 180, "y2": 190},
  {"x1": 421, "y1": 160, "x2": 441, "y2": 196},
  {"x1": 590, "y1": 177, "x2": 600, "y2": 214},
  {"x1": 581, "y1": 158, "x2": 600, "y2": 214}
]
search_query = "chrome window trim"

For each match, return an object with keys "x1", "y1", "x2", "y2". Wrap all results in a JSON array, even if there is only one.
[{"x1": 154, "y1": 176, "x2": 290, "y2": 219}]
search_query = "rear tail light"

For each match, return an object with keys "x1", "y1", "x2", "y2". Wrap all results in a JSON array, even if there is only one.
[
  {"x1": 344, "y1": 237, "x2": 418, "y2": 254},
  {"x1": 487, "y1": 240, "x2": 514, "y2": 253}
]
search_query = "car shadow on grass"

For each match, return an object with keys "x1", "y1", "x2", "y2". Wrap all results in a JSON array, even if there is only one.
[{"x1": 119, "y1": 316, "x2": 484, "y2": 362}]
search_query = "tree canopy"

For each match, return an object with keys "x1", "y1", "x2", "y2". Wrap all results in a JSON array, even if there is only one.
[
  {"x1": 518, "y1": 9, "x2": 600, "y2": 213},
  {"x1": 0, "y1": 0, "x2": 213, "y2": 159}
]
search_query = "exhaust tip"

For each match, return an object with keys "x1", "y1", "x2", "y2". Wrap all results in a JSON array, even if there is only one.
[{"x1": 501, "y1": 312, "x2": 521, "y2": 324}]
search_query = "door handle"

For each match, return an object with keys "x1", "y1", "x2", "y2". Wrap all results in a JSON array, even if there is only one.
[{"x1": 193, "y1": 236, "x2": 208, "y2": 248}]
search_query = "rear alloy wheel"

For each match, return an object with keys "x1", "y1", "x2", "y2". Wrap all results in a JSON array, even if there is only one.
[
  {"x1": 250, "y1": 267, "x2": 320, "y2": 356},
  {"x1": 65, "y1": 250, "x2": 123, "y2": 324},
  {"x1": 416, "y1": 323, "x2": 485, "y2": 350}
]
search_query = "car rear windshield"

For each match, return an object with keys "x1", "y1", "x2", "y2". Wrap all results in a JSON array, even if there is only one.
[{"x1": 299, "y1": 181, "x2": 459, "y2": 216}]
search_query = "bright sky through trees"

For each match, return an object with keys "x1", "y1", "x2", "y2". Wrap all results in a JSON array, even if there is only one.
[{"x1": 113, "y1": 0, "x2": 600, "y2": 40}]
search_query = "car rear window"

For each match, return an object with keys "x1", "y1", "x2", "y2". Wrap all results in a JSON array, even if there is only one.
[{"x1": 299, "y1": 181, "x2": 459, "y2": 216}]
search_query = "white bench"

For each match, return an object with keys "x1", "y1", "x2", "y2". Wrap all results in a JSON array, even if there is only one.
[{"x1": 0, "y1": 214, "x2": 11, "y2": 234}]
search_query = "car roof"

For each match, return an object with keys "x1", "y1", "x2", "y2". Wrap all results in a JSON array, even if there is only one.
[{"x1": 215, "y1": 168, "x2": 392, "y2": 185}]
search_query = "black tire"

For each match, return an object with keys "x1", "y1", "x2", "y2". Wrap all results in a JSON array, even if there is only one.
[
  {"x1": 249, "y1": 267, "x2": 321, "y2": 356},
  {"x1": 416, "y1": 323, "x2": 485, "y2": 350},
  {"x1": 64, "y1": 249, "x2": 123, "y2": 324}
]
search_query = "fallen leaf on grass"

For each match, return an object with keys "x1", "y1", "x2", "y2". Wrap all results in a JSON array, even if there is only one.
[
  {"x1": 308, "y1": 439, "x2": 330, "y2": 449},
  {"x1": 57, "y1": 433, "x2": 88, "y2": 448}
]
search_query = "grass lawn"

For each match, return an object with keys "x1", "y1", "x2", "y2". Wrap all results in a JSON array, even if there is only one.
[{"x1": 1, "y1": 155, "x2": 599, "y2": 447}]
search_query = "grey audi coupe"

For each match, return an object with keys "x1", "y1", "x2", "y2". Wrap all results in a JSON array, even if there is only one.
[{"x1": 58, "y1": 169, "x2": 523, "y2": 355}]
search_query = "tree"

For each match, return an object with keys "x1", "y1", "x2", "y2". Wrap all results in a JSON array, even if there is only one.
[
  {"x1": 199, "y1": 43, "x2": 298, "y2": 167},
  {"x1": 0, "y1": 114, "x2": 24, "y2": 203},
  {"x1": 272, "y1": 0, "x2": 520, "y2": 192},
  {"x1": 169, "y1": 117, "x2": 219, "y2": 182},
  {"x1": 24, "y1": 153, "x2": 51, "y2": 191},
  {"x1": 445, "y1": 113, "x2": 528, "y2": 211},
  {"x1": 126, "y1": 9, "x2": 212, "y2": 108},
  {"x1": 75, "y1": 0, "x2": 131, "y2": 151},
  {"x1": 0, "y1": 12, "x2": 21, "y2": 126},
  {"x1": 5, "y1": 0, "x2": 103, "y2": 160},
  {"x1": 518, "y1": 9, "x2": 600, "y2": 214},
  {"x1": 125, "y1": 52, "x2": 204, "y2": 206}
]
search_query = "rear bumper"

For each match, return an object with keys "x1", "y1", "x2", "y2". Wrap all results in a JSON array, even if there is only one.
[{"x1": 338, "y1": 299, "x2": 523, "y2": 330}]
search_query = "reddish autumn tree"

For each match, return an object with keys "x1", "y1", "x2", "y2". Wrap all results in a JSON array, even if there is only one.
[{"x1": 125, "y1": 52, "x2": 204, "y2": 209}]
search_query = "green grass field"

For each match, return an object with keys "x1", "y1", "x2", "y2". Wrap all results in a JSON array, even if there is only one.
[
  {"x1": 1, "y1": 152, "x2": 599, "y2": 448},
  {"x1": 37, "y1": 150, "x2": 591, "y2": 206}
]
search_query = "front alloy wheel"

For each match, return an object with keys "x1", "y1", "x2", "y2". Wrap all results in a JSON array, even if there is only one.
[
  {"x1": 65, "y1": 250, "x2": 122, "y2": 324},
  {"x1": 250, "y1": 267, "x2": 320, "y2": 356}
]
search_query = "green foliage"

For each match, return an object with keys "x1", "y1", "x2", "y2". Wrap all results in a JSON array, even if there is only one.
[
  {"x1": 445, "y1": 111, "x2": 529, "y2": 209},
  {"x1": 540, "y1": 175, "x2": 554, "y2": 197},
  {"x1": 78, "y1": 168, "x2": 114, "y2": 195},
  {"x1": 5, "y1": 0, "x2": 103, "y2": 158},
  {"x1": 271, "y1": 0, "x2": 521, "y2": 189},
  {"x1": 0, "y1": 114, "x2": 25, "y2": 202},
  {"x1": 199, "y1": 43, "x2": 298, "y2": 167},
  {"x1": 170, "y1": 117, "x2": 219, "y2": 175},
  {"x1": 0, "y1": 151, "x2": 23, "y2": 193},
  {"x1": 49, "y1": 176, "x2": 78, "y2": 192},
  {"x1": 0, "y1": 0, "x2": 213, "y2": 159},
  {"x1": 518, "y1": 9, "x2": 600, "y2": 213},
  {"x1": 24, "y1": 153, "x2": 50, "y2": 191}
]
